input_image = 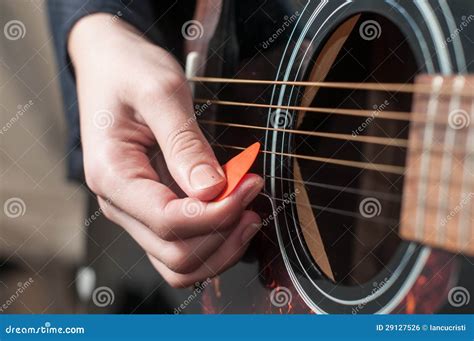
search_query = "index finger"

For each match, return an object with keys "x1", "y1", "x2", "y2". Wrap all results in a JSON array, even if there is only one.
[{"x1": 109, "y1": 172, "x2": 263, "y2": 241}]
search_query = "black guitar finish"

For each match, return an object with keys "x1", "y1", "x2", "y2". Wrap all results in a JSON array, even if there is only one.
[{"x1": 197, "y1": 0, "x2": 474, "y2": 314}]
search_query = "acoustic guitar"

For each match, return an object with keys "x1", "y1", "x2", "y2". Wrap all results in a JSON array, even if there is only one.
[{"x1": 184, "y1": 0, "x2": 474, "y2": 314}]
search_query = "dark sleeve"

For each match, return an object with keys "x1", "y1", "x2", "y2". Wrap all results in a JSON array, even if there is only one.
[{"x1": 46, "y1": 0, "x2": 194, "y2": 182}]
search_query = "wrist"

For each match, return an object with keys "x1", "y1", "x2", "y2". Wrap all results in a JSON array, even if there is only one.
[{"x1": 68, "y1": 13, "x2": 143, "y2": 67}]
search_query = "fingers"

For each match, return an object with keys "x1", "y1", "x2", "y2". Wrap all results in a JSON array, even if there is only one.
[
  {"x1": 97, "y1": 197, "x2": 262, "y2": 279},
  {"x1": 132, "y1": 71, "x2": 226, "y2": 201},
  {"x1": 98, "y1": 197, "x2": 234, "y2": 274},
  {"x1": 99, "y1": 168, "x2": 263, "y2": 240},
  {"x1": 147, "y1": 210, "x2": 262, "y2": 288},
  {"x1": 160, "y1": 174, "x2": 263, "y2": 239}
]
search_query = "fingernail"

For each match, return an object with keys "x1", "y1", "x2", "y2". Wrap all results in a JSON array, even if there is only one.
[
  {"x1": 241, "y1": 223, "x2": 262, "y2": 244},
  {"x1": 190, "y1": 164, "x2": 225, "y2": 190},
  {"x1": 242, "y1": 178, "x2": 264, "y2": 207}
]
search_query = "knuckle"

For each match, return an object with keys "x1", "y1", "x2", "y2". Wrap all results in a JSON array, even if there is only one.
[
  {"x1": 84, "y1": 164, "x2": 103, "y2": 194},
  {"x1": 155, "y1": 225, "x2": 179, "y2": 242},
  {"x1": 98, "y1": 199, "x2": 113, "y2": 221},
  {"x1": 211, "y1": 207, "x2": 241, "y2": 233},
  {"x1": 84, "y1": 145, "x2": 120, "y2": 195},
  {"x1": 161, "y1": 70, "x2": 186, "y2": 92},
  {"x1": 140, "y1": 71, "x2": 185, "y2": 102},
  {"x1": 163, "y1": 248, "x2": 199, "y2": 274},
  {"x1": 166, "y1": 128, "x2": 207, "y2": 160},
  {"x1": 139, "y1": 80, "x2": 163, "y2": 104}
]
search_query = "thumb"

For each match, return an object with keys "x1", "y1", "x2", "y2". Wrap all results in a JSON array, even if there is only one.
[
  {"x1": 136, "y1": 74, "x2": 226, "y2": 201},
  {"x1": 164, "y1": 126, "x2": 226, "y2": 201}
]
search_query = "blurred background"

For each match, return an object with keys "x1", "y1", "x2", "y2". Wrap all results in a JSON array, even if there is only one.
[
  {"x1": 0, "y1": 0, "x2": 199, "y2": 314},
  {"x1": 0, "y1": 0, "x2": 86, "y2": 313}
]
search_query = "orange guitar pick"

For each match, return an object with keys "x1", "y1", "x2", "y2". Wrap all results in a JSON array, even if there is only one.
[{"x1": 213, "y1": 142, "x2": 261, "y2": 202}]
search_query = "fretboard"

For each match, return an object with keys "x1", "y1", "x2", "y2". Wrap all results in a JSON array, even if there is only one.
[{"x1": 401, "y1": 75, "x2": 473, "y2": 255}]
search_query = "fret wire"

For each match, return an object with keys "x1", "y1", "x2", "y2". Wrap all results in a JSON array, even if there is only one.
[
  {"x1": 414, "y1": 77, "x2": 444, "y2": 241},
  {"x1": 458, "y1": 96, "x2": 474, "y2": 251},
  {"x1": 436, "y1": 77, "x2": 465, "y2": 244}
]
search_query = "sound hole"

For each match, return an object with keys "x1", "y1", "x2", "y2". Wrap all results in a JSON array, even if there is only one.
[{"x1": 295, "y1": 14, "x2": 417, "y2": 285}]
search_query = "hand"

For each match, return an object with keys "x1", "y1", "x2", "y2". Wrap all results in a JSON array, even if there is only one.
[{"x1": 68, "y1": 14, "x2": 263, "y2": 288}]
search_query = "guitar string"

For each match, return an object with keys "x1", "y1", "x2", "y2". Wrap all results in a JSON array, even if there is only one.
[
  {"x1": 201, "y1": 119, "x2": 408, "y2": 147},
  {"x1": 264, "y1": 175, "x2": 402, "y2": 202},
  {"x1": 261, "y1": 181, "x2": 467, "y2": 224},
  {"x1": 213, "y1": 144, "x2": 473, "y2": 187},
  {"x1": 195, "y1": 98, "x2": 412, "y2": 121},
  {"x1": 195, "y1": 98, "x2": 471, "y2": 126},
  {"x1": 201, "y1": 119, "x2": 470, "y2": 154},
  {"x1": 189, "y1": 76, "x2": 474, "y2": 97},
  {"x1": 212, "y1": 143, "x2": 406, "y2": 175},
  {"x1": 261, "y1": 179, "x2": 469, "y2": 225},
  {"x1": 190, "y1": 78, "x2": 471, "y2": 232},
  {"x1": 268, "y1": 196, "x2": 400, "y2": 226},
  {"x1": 263, "y1": 175, "x2": 471, "y2": 201}
]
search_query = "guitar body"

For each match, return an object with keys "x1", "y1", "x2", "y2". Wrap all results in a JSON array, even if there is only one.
[{"x1": 191, "y1": 0, "x2": 474, "y2": 314}]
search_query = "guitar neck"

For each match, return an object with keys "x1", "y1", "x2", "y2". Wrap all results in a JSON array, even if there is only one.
[{"x1": 401, "y1": 75, "x2": 474, "y2": 255}]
